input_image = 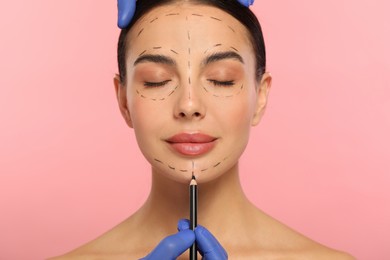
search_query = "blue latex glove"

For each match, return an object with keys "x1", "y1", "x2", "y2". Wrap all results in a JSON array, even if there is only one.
[
  {"x1": 117, "y1": 0, "x2": 255, "y2": 29},
  {"x1": 237, "y1": 0, "x2": 255, "y2": 7},
  {"x1": 117, "y1": 0, "x2": 136, "y2": 29},
  {"x1": 140, "y1": 227, "x2": 195, "y2": 260},
  {"x1": 178, "y1": 219, "x2": 228, "y2": 260}
]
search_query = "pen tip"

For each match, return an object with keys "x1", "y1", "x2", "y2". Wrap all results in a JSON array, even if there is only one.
[{"x1": 192, "y1": 175, "x2": 196, "y2": 180}]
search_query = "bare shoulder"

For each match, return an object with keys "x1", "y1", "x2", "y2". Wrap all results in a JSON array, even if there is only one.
[
  {"x1": 301, "y1": 245, "x2": 356, "y2": 260},
  {"x1": 240, "y1": 208, "x2": 356, "y2": 259},
  {"x1": 48, "y1": 215, "x2": 147, "y2": 260}
]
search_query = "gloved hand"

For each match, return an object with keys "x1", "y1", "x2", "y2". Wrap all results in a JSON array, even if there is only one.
[
  {"x1": 117, "y1": 0, "x2": 136, "y2": 29},
  {"x1": 237, "y1": 0, "x2": 255, "y2": 7},
  {"x1": 141, "y1": 219, "x2": 227, "y2": 260},
  {"x1": 178, "y1": 219, "x2": 228, "y2": 260},
  {"x1": 140, "y1": 227, "x2": 195, "y2": 260}
]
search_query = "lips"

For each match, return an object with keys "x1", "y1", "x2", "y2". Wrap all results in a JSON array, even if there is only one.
[{"x1": 166, "y1": 133, "x2": 218, "y2": 156}]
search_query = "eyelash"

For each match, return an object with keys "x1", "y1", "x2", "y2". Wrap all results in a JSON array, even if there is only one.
[
  {"x1": 144, "y1": 79, "x2": 234, "y2": 87},
  {"x1": 207, "y1": 79, "x2": 235, "y2": 87},
  {"x1": 144, "y1": 80, "x2": 171, "y2": 87}
]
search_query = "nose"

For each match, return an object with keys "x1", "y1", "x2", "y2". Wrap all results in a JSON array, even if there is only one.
[{"x1": 173, "y1": 83, "x2": 206, "y2": 120}]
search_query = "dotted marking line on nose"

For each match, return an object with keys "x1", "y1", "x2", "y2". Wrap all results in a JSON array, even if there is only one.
[{"x1": 186, "y1": 26, "x2": 192, "y2": 100}]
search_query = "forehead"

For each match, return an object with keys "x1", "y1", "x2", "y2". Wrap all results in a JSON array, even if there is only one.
[{"x1": 127, "y1": 4, "x2": 252, "y2": 57}]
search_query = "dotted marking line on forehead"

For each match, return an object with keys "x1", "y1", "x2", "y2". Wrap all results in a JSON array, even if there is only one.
[
  {"x1": 137, "y1": 28, "x2": 144, "y2": 37},
  {"x1": 138, "y1": 50, "x2": 147, "y2": 56},
  {"x1": 210, "y1": 16, "x2": 222, "y2": 21},
  {"x1": 150, "y1": 17, "x2": 158, "y2": 23},
  {"x1": 203, "y1": 43, "x2": 222, "y2": 54},
  {"x1": 135, "y1": 13, "x2": 242, "y2": 101}
]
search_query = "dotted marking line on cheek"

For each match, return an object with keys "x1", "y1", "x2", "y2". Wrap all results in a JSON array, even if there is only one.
[
  {"x1": 135, "y1": 86, "x2": 178, "y2": 101},
  {"x1": 154, "y1": 158, "x2": 164, "y2": 164},
  {"x1": 168, "y1": 86, "x2": 178, "y2": 96},
  {"x1": 136, "y1": 84, "x2": 179, "y2": 101},
  {"x1": 204, "y1": 84, "x2": 244, "y2": 98}
]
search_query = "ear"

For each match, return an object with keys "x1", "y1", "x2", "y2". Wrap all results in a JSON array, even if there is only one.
[
  {"x1": 251, "y1": 72, "x2": 272, "y2": 126},
  {"x1": 113, "y1": 74, "x2": 133, "y2": 128}
]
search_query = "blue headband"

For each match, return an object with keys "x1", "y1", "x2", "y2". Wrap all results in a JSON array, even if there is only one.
[{"x1": 117, "y1": 0, "x2": 255, "y2": 29}]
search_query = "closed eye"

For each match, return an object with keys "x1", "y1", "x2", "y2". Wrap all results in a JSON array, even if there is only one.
[
  {"x1": 207, "y1": 79, "x2": 235, "y2": 87},
  {"x1": 144, "y1": 80, "x2": 171, "y2": 87}
]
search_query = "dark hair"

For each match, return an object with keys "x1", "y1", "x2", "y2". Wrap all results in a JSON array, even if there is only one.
[{"x1": 117, "y1": 0, "x2": 266, "y2": 84}]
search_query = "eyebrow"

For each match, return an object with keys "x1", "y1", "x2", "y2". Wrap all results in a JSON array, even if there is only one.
[
  {"x1": 133, "y1": 54, "x2": 176, "y2": 66},
  {"x1": 203, "y1": 51, "x2": 244, "y2": 66}
]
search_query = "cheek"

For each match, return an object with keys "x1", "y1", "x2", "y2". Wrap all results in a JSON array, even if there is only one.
[
  {"x1": 215, "y1": 93, "x2": 255, "y2": 131},
  {"x1": 129, "y1": 98, "x2": 163, "y2": 135}
]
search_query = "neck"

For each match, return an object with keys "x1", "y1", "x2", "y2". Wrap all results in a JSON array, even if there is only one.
[{"x1": 137, "y1": 163, "x2": 251, "y2": 233}]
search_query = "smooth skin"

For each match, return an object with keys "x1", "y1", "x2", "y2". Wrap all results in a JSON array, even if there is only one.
[{"x1": 50, "y1": 3, "x2": 355, "y2": 259}]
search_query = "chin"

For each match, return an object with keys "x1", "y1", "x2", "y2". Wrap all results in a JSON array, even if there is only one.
[{"x1": 149, "y1": 154, "x2": 239, "y2": 184}]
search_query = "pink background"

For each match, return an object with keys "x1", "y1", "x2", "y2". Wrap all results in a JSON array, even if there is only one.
[{"x1": 0, "y1": 1, "x2": 389, "y2": 259}]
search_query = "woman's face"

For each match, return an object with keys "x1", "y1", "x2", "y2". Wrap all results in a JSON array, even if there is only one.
[{"x1": 115, "y1": 3, "x2": 271, "y2": 184}]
